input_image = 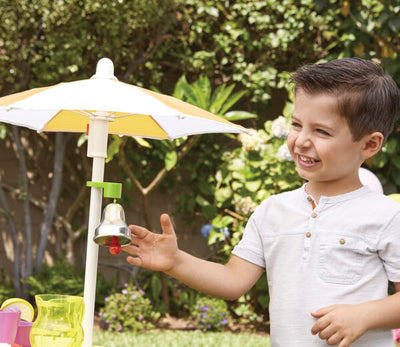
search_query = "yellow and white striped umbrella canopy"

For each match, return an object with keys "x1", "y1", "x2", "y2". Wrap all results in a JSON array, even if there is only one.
[{"x1": 0, "y1": 58, "x2": 247, "y2": 139}]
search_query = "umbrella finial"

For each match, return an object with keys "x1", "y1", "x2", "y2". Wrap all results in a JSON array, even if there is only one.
[{"x1": 92, "y1": 58, "x2": 117, "y2": 80}]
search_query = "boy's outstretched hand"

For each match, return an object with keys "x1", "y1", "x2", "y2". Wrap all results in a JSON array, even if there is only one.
[
  {"x1": 123, "y1": 213, "x2": 178, "y2": 272},
  {"x1": 311, "y1": 304, "x2": 367, "y2": 347}
]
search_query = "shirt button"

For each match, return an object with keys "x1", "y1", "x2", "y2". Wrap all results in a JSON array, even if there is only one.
[
  {"x1": 311, "y1": 212, "x2": 317, "y2": 218},
  {"x1": 339, "y1": 238, "x2": 346, "y2": 245},
  {"x1": 306, "y1": 232, "x2": 312, "y2": 238},
  {"x1": 307, "y1": 196, "x2": 313, "y2": 202}
]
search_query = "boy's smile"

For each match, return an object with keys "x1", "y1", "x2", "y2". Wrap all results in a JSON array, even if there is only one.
[
  {"x1": 287, "y1": 90, "x2": 366, "y2": 199},
  {"x1": 298, "y1": 154, "x2": 320, "y2": 167}
]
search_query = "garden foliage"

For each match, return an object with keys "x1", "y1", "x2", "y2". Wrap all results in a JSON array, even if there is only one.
[
  {"x1": 136, "y1": 271, "x2": 200, "y2": 317},
  {"x1": 208, "y1": 95, "x2": 302, "y2": 242},
  {"x1": 0, "y1": 269, "x2": 15, "y2": 304},
  {"x1": 191, "y1": 296, "x2": 230, "y2": 332},
  {"x1": 99, "y1": 283, "x2": 160, "y2": 333},
  {"x1": 22, "y1": 259, "x2": 113, "y2": 307}
]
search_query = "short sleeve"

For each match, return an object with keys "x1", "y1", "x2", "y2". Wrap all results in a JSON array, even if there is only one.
[
  {"x1": 378, "y1": 211, "x2": 400, "y2": 282},
  {"x1": 232, "y1": 207, "x2": 266, "y2": 268}
]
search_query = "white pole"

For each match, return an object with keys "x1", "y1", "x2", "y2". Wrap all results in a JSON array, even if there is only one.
[{"x1": 82, "y1": 115, "x2": 109, "y2": 347}]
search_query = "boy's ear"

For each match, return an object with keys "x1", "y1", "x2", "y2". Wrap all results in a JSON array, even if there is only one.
[{"x1": 361, "y1": 132, "x2": 384, "y2": 159}]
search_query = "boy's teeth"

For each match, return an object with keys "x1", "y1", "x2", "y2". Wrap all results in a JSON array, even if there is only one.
[{"x1": 300, "y1": 155, "x2": 316, "y2": 163}]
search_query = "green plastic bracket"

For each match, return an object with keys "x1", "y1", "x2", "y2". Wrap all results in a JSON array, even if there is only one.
[{"x1": 86, "y1": 181, "x2": 122, "y2": 199}]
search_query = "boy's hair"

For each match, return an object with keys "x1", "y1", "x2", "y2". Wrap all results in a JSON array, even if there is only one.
[{"x1": 291, "y1": 58, "x2": 400, "y2": 142}]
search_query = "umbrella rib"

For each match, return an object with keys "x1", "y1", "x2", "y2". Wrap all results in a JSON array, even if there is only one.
[
  {"x1": 74, "y1": 110, "x2": 118, "y2": 119},
  {"x1": 111, "y1": 112, "x2": 172, "y2": 139},
  {"x1": 113, "y1": 113, "x2": 135, "y2": 119},
  {"x1": 78, "y1": 110, "x2": 94, "y2": 117}
]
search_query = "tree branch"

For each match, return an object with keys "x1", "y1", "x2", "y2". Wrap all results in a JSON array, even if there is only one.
[
  {"x1": 11, "y1": 126, "x2": 32, "y2": 284},
  {"x1": 117, "y1": 137, "x2": 145, "y2": 193},
  {"x1": 144, "y1": 135, "x2": 201, "y2": 195},
  {"x1": 35, "y1": 133, "x2": 70, "y2": 271},
  {"x1": 65, "y1": 185, "x2": 89, "y2": 222},
  {"x1": 0, "y1": 177, "x2": 22, "y2": 296}
]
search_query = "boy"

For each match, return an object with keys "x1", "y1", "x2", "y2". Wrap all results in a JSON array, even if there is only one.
[{"x1": 123, "y1": 58, "x2": 400, "y2": 346}]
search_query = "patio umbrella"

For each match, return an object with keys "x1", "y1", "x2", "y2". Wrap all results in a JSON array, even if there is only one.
[{"x1": 0, "y1": 58, "x2": 248, "y2": 347}]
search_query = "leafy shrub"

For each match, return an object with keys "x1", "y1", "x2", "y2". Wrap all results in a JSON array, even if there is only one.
[
  {"x1": 208, "y1": 97, "x2": 302, "y2": 258},
  {"x1": 0, "y1": 268, "x2": 15, "y2": 304},
  {"x1": 23, "y1": 260, "x2": 84, "y2": 296},
  {"x1": 231, "y1": 276, "x2": 270, "y2": 329},
  {"x1": 232, "y1": 293, "x2": 266, "y2": 327},
  {"x1": 22, "y1": 259, "x2": 112, "y2": 307},
  {"x1": 169, "y1": 281, "x2": 200, "y2": 317},
  {"x1": 191, "y1": 296, "x2": 230, "y2": 332},
  {"x1": 136, "y1": 271, "x2": 199, "y2": 317},
  {"x1": 135, "y1": 271, "x2": 169, "y2": 315},
  {"x1": 99, "y1": 283, "x2": 160, "y2": 333}
]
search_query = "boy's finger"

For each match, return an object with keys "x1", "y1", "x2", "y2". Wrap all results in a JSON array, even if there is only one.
[
  {"x1": 160, "y1": 213, "x2": 175, "y2": 236},
  {"x1": 129, "y1": 224, "x2": 149, "y2": 239},
  {"x1": 122, "y1": 244, "x2": 139, "y2": 255},
  {"x1": 311, "y1": 310, "x2": 324, "y2": 318},
  {"x1": 311, "y1": 317, "x2": 330, "y2": 335},
  {"x1": 337, "y1": 337, "x2": 351, "y2": 347},
  {"x1": 311, "y1": 305, "x2": 334, "y2": 317},
  {"x1": 126, "y1": 256, "x2": 143, "y2": 267},
  {"x1": 327, "y1": 332, "x2": 344, "y2": 346},
  {"x1": 318, "y1": 324, "x2": 337, "y2": 341}
]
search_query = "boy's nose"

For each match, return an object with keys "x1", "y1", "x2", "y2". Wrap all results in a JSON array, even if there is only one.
[{"x1": 295, "y1": 131, "x2": 311, "y2": 148}]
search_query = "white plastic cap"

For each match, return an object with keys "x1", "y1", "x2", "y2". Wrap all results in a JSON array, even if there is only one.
[{"x1": 91, "y1": 58, "x2": 117, "y2": 80}]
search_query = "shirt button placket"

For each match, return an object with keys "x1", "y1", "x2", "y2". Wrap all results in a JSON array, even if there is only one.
[
  {"x1": 303, "y1": 227, "x2": 314, "y2": 259},
  {"x1": 304, "y1": 199, "x2": 317, "y2": 260},
  {"x1": 303, "y1": 231, "x2": 312, "y2": 259}
]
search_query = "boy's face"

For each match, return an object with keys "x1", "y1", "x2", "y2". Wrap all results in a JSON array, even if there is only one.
[{"x1": 287, "y1": 90, "x2": 364, "y2": 195}]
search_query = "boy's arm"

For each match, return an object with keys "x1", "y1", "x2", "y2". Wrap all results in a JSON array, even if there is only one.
[
  {"x1": 311, "y1": 283, "x2": 400, "y2": 347},
  {"x1": 123, "y1": 213, "x2": 264, "y2": 300},
  {"x1": 166, "y1": 250, "x2": 264, "y2": 300}
]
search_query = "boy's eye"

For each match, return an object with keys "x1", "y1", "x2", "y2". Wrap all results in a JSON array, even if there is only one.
[
  {"x1": 291, "y1": 121, "x2": 301, "y2": 128},
  {"x1": 316, "y1": 129, "x2": 330, "y2": 136}
]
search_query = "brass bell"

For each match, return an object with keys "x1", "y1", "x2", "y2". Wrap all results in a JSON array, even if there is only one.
[{"x1": 94, "y1": 203, "x2": 131, "y2": 247}]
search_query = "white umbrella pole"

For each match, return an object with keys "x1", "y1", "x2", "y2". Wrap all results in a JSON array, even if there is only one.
[{"x1": 83, "y1": 116, "x2": 110, "y2": 347}]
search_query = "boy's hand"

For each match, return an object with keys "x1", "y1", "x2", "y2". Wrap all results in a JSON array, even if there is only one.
[
  {"x1": 123, "y1": 213, "x2": 178, "y2": 272},
  {"x1": 311, "y1": 304, "x2": 368, "y2": 347}
]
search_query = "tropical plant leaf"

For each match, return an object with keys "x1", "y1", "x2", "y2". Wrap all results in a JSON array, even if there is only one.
[
  {"x1": 209, "y1": 84, "x2": 226, "y2": 111},
  {"x1": 164, "y1": 151, "x2": 178, "y2": 171},
  {"x1": 0, "y1": 124, "x2": 7, "y2": 140},
  {"x1": 106, "y1": 135, "x2": 122, "y2": 163},
  {"x1": 177, "y1": 79, "x2": 198, "y2": 106},
  {"x1": 77, "y1": 133, "x2": 88, "y2": 147},
  {"x1": 223, "y1": 111, "x2": 257, "y2": 121},
  {"x1": 210, "y1": 84, "x2": 235, "y2": 114},
  {"x1": 133, "y1": 136, "x2": 152, "y2": 148},
  {"x1": 219, "y1": 90, "x2": 247, "y2": 115},
  {"x1": 196, "y1": 76, "x2": 211, "y2": 108}
]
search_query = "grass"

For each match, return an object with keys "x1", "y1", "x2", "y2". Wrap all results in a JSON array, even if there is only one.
[{"x1": 93, "y1": 330, "x2": 271, "y2": 347}]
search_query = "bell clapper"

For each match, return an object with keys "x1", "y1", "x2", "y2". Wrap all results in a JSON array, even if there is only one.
[{"x1": 109, "y1": 236, "x2": 122, "y2": 255}]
